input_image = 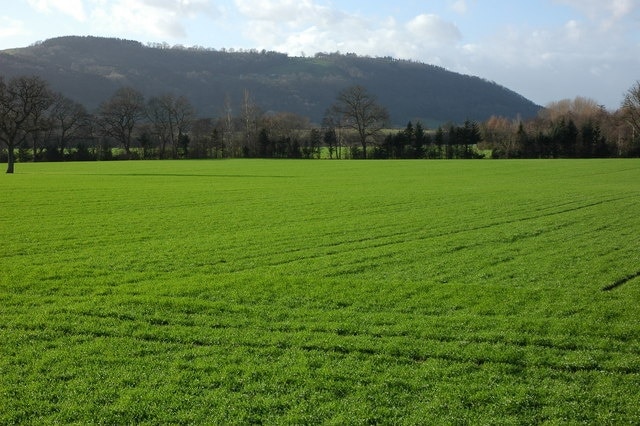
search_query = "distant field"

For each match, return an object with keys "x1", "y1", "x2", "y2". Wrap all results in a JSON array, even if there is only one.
[{"x1": 1, "y1": 159, "x2": 639, "y2": 424}]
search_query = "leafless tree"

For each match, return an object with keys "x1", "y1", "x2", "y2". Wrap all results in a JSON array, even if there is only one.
[
  {"x1": 621, "y1": 81, "x2": 640, "y2": 145},
  {"x1": 147, "y1": 94, "x2": 195, "y2": 158},
  {"x1": 97, "y1": 87, "x2": 145, "y2": 158},
  {"x1": 0, "y1": 75, "x2": 54, "y2": 173},
  {"x1": 49, "y1": 93, "x2": 90, "y2": 157},
  {"x1": 331, "y1": 85, "x2": 389, "y2": 158},
  {"x1": 190, "y1": 118, "x2": 224, "y2": 159},
  {"x1": 261, "y1": 112, "x2": 310, "y2": 141},
  {"x1": 481, "y1": 116, "x2": 521, "y2": 158},
  {"x1": 242, "y1": 89, "x2": 261, "y2": 156},
  {"x1": 221, "y1": 94, "x2": 237, "y2": 157}
]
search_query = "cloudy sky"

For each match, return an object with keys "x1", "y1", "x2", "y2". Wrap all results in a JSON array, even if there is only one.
[{"x1": 1, "y1": 0, "x2": 639, "y2": 109}]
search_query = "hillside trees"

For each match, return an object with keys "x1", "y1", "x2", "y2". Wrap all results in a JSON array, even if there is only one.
[
  {"x1": 0, "y1": 75, "x2": 54, "y2": 173},
  {"x1": 0, "y1": 37, "x2": 542, "y2": 124},
  {"x1": 330, "y1": 85, "x2": 389, "y2": 158},
  {"x1": 97, "y1": 87, "x2": 145, "y2": 158}
]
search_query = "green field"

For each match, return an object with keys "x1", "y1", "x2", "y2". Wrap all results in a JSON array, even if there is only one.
[{"x1": 1, "y1": 159, "x2": 639, "y2": 424}]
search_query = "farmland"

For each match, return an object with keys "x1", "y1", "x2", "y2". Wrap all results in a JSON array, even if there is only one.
[{"x1": 1, "y1": 159, "x2": 639, "y2": 424}]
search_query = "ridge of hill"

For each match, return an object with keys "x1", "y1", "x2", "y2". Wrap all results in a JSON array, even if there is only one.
[{"x1": 0, "y1": 36, "x2": 541, "y2": 125}]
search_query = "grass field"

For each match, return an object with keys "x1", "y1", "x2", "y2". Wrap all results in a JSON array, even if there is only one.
[{"x1": 1, "y1": 159, "x2": 639, "y2": 424}]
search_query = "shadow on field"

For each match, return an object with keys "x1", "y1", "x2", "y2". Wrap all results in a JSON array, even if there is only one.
[
  {"x1": 602, "y1": 270, "x2": 640, "y2": 291},
  {"x1": 85, "y1": 173, "x2": 296, "y2": 178}
]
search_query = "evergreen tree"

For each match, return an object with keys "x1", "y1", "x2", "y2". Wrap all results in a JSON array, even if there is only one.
[
  {"x1": 258, "y1": 128, "x2": 271, "y2": 157},
  {"x1": 413, "y1": 122, "x2": 427, "y2": 158}
]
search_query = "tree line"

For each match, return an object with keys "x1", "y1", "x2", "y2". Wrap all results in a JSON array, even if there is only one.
[
  {"x1": 2, "y1": 74, "x2": 640, "y2": 173},
  {"x1": 479, "y1": 95, "x2": 640, "y2": 159},
  {"x1": 375, "y1": 90, "x2": 640, "y2": 160}
]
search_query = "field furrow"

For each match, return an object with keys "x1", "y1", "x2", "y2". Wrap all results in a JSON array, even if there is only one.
[{"x1": 1, "y1": 159, "x2": 640, "y2": 424}]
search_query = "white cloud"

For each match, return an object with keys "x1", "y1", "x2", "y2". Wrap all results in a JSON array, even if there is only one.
[
  {"x1": 27, "y1": 0, "x2": 87, "y2": 21},
  {"x1": 554, "y1": 0, "x2": 637, "y2": 29},
  {"x1": 563, "y1": 19, "x2": 582, "y2": 42},
  {"x1": 0, "y1": 16, "x2": 28, "y2": 38},
  {"x1": 406, "y1": 14, "x2": 461, "y2": 45},
  {"x1": 555, "y1": 0, "x2": 635, "y2": 18},
  {"x1": 89, "y1": 0, "x2": 216, "y2": 40},
  {"x1": 235, "y1": 0, "x2": 327, "y2": 22},
  {"x1": 450, "y1": 0, "x2": 468, "y2": 14},
  {"x1": 234, "y1": 0, "x2": 462, "y2": 61},
  {"x1": 446, "y1": 9, "x2": 640, "y2": 109},
  {"x1": 141, "y1": 0, "x2": 214, "y2": 18},
  {"x1": 23, "y1": 0, "x2": 217, "y2": 41}
]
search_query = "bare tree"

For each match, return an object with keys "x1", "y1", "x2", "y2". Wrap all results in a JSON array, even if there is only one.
[
  {"x1": 172, "y1": 96, "x2": 196, "y2": 158},
  {"x1": 146, "y1": 95, "x2": 172, "y2": 158},
  {"x1": 622, "y1": 81, "x2": 640, "y2": 146},
  {"x1": 331, "y1": 85, "x2": 389, "y2": 158},
  {"x1": 25, "y1": 97, "x2": 54, "y2": 162},
  {"x1": 97, "y1": 87, "x2": 145, "y2": 158},
  {"x1": 322, "y1": 109, "x2": 345, "y2": 159},
  {"x1": 481, "y1": 116, "x2": 521, "y2": 158},
  {"x1": 541, "y1": 97, "x2": 604, "y2": 129},
  {"x1": 147, "y1": 94, "x2": 195, "y2": 158},
  {"x1": 242, "y1": 89, "x2": 261, "y2": 157},
  {"x1": 258, "y1": 112, "x2": 310, "y2": 157},
  {"x1": 221, "y1": 94, "x2": 237, "y2": 157},
  {"x1": 261, "y1": 112, "x2": 310, "y2": 141},
  {"x1": 190, "y1": 118, "x2": 221, "y2": 158},
  {"x1": 49, "y1": 93, "x2": 89, "y2": 158},
  {"x1": 0, "y1": 76, "x2": 54, "y2": 173}
]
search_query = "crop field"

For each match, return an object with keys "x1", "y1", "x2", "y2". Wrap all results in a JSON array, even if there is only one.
[{"x1": 1, "y1": 159, "x2": 639, "y2": 424}]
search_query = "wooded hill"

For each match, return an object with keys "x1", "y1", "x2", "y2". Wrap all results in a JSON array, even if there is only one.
[{"x1": 0, "y1": 36, "x2": 540, "y2": 126}]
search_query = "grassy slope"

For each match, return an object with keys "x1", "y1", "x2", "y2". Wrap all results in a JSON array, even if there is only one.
[{"x1": 1, "y1": 160, "x2": 639, "y2": 423}]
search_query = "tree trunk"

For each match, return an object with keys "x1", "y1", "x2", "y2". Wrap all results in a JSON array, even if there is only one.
[
  {"x1": 359, "y1": 127, "x2": 367, "y2": 159},
  {"x1": 6, "y1": 145, "x2": 15, "y2": 173}
]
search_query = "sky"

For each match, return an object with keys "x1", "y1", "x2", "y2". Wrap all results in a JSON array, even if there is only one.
[{"x1": 1, "y1": 0, "x2": 639, "y2": 110}]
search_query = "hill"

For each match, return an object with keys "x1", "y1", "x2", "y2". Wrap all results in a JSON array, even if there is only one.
[{"x1": 0, "y1": 36, "x2": 541, "y2": 126}]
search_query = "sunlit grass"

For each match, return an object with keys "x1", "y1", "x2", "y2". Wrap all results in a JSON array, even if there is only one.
[{"x1": 1, "y1": 159, "x2": 639, "y2": 423}]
